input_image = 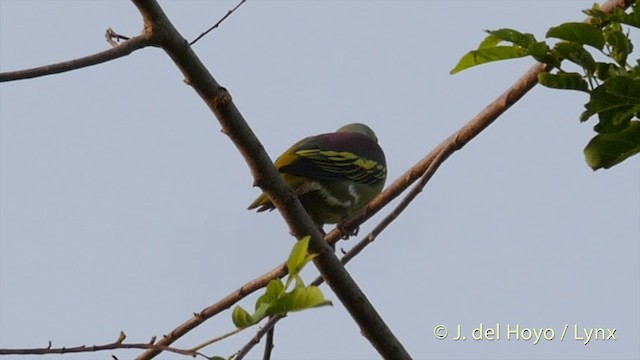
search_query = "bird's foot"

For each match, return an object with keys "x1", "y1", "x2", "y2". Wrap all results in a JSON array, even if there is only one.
[{"x1": 337, "y1": 222, "x2": 359, "y2": 240}]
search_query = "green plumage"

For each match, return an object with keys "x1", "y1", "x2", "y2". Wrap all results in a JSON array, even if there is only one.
[{"x1": 248, "y1": 123, "x2": 387, "y2": 227}]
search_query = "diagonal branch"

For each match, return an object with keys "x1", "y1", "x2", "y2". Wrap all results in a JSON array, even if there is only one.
[
  {"x1": 132, "y1": 0, "x2": 634, "y2": 358},
  {"x1": 129, "y1": 0, "x2": 410, "y2": 359},
  {"x1": 0, "y1": 34, "x2": 154, "y2": 82}
]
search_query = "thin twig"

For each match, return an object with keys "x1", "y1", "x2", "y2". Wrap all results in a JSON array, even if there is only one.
[
  {"x1": 190, "y1": 0, "x2": 247, "y2": 46},
  {"x1": 0, "y1": 33, "x2": 153, "y2": 82},
  {"x1": 262, "y1": 325, "x2": 275, "y2": 360},
  {"x1": 189, "y1": 327, "x2": 243, "y2": 352},
  {"x1": 0, "y1": 338, "x2": 206, "y2": 358},
  {"x1": 234, "y1": 315, "x2": 284, "y2": 360}
]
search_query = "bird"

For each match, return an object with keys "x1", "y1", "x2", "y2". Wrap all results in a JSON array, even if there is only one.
[{"x1": 248, "y1": 123, "x2": 387, "y2": 229}]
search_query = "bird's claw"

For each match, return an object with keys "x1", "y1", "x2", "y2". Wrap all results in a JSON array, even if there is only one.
[{"x1": 337, "y1": 222, "x2": 359, "y2": 240}]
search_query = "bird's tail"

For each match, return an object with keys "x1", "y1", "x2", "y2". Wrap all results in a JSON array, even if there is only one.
[{"x1": 247, "y1": 193, "x2": 274, "y2": 212}]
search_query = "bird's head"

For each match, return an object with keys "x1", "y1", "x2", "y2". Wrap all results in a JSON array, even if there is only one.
[{"x1": 336, "y1": 123, "x2": 378, "y2": 143}]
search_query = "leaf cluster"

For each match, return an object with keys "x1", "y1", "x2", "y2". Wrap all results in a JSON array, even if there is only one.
[
  {"x1": 452, "y1": 2, "x2": 640, "y2": 170},
  {"x1": 232, "y1": 236, "x2": 332, "y2": 329}
]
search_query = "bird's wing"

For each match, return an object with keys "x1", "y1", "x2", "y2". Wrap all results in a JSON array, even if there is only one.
[{"x1": 276, "y1": 133, "x2": 386, "y2": 186}]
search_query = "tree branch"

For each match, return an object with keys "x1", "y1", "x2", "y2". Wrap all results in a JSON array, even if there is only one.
[
  {"x1": 133, "y1": 0, "x2": 634, "y2": 358},
  {"x1": 190, "y1": 0, "x2": 247, "y2": 45},
  {"x1": 128, "y1": 0, "x2": 410, "y2": 358},
  {"x1": 0, "y1": 333, "x2": 206, "y2": 358},
  {"x1": 233, "y1": 316, "x2": 282, "y2": 360},
  {"x1": 0, "y1": 33, "x2": 154, "y2": 82},
  {"x1": 262, "y1": 326, "x2": 275, "y2": 360}
]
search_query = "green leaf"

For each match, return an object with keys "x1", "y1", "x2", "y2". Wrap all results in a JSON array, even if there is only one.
[
  {"x1": 582, "y1": 76, "x2": 640, "y2": 130},
  {"x1": 232, "y1": 306, "x2": 254, "y2": 329},
  {"x1": 285, "y1": 236, "x2": 317, "y2": 289},
  {"x1": 478, "y1": 34, "x2": 502, "y2": 49},
  {"x1": 633, "y1": 59, "x2": 640, "y2": 78},
  {"x1": 231, "y1": 236, "x2": 332, "y2": 331},
  {"x1": 256, "y1": 279, "x2": 285, "y2": 310},
  {"x1": 583, "y1": 6, "x2": 609, "y2": 26},
  {"x1": 538, "y1": 72, "x2": 589, "y2": 92},
  {"x1": 287, "y1": 236, "x2": 310, "y2": 277},
  {"x1": 286, "y1": 286, "x2": 332, "y2": 312},
  {"x1": 266, "y1": 278, "x2": 285, "y2": 297},
  {"x1": 251, "y1": 302, "x2": 270, "y2": 324},
  {"x1": 291, "y1": 274, "x2": 305, "y2": 289},
  {"x1": 595, "y1": 62, "x2": 617, "y2": 81},
  {"x1": 612, "y1": 104, "x2": 640, "y2": 127},
  {"x1": 601, "y1": 75, "x2": 640, "y2": 102},
  {"x1": 584, "y1": 121, "x2": 640, "y2": 170},
  {"x1": 605, "y1": 26, "x2": 632, "y2": 65},
  {"x1": 267, "y1": 286, "x2": 332, "y2": 315},
  {"x1": 486, "y1": 29, "x2": 536, "y2": 47},
  {"x1": 553, "y1": 42, "x2": 596, "y2": 74},
  {"x1": 233, "y1": 302, "x2": 271, "y2": 329},
  {"x1": 450, "y1": 46, "x2": 529, "y2": 74},
  {"x1": 593, "y1": 109, "x2": 625, "y2": 132},
  {"x1": 546, "y1": 22, "x2": 605, "y2": 50},
  {"x1": 528, "y1": 41, "x2": 561, "y2": 68}
]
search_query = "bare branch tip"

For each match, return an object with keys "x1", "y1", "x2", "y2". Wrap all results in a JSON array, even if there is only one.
[
  {"x1": 189, "y1": 0, "x2": 247, "y2": 46},
  {"x1": 116, "y1": 331, "x2": 126, "y2": 344},
  {"x1": 105, "y1": 28, "x2": 131, "y2": 48}
]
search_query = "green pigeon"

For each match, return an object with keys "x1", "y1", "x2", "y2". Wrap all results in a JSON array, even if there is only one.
[{"x1": 248, "y1": 123, "x2": 387, "y2": 227}]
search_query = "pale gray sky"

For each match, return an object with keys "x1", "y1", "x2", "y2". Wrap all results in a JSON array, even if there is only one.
[{"x1": 1, "y1": 1, "x2": 638, "y2": 359}]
